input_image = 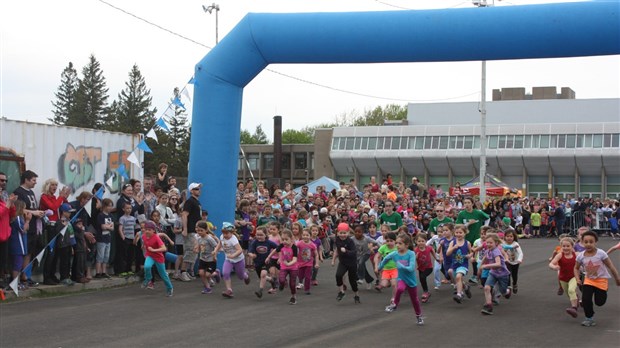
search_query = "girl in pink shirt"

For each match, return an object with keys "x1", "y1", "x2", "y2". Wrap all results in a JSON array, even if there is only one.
[
  {"x1": 296, "y1": 229, "x2": 319, "y2": 294},
  {"x1": 267, "y1": 229, "x2": 298, "y2": 305}
]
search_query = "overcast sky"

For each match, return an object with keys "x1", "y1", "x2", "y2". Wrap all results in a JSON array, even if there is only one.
[{"x1": 1, "y1": 0, "x2": 618, "y2": 140}]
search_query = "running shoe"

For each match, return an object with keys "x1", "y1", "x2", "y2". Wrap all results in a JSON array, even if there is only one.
[
  {"x1": 453, "y1": 293, "x2": 463, "y2": 304},
  {"x1": 166, "y1": 288, "x2": 174, "y2": 297},
  {"x1": 212, "y1": 270, "x2": 221, "y2": 283},
  {"x1": 201, "y1": 287, "x2": 212, "y2": 294},
  {"x1": 336, "y1": 291, "x2": 346, "y2": 301},
  {"x1": 255, "y1": 289, "x2": 263, "y2": 298},
  {"x1": 481, "y1": 304, "x2": 493, "y2": 315},
  {"x1": 513, "y1": 284, "x2": 518, "y2": 294},
  {"x1": 222, "y1": 289, "x2": 234, "y2": 298},
  {"x1": 504, "y1": 288, "x2": 512, "y2": 299},
  {"x1": 289, "y1": 297, "x2": 297, "y2": 305},
  {"x1": 147, "y1": 281, "x2": 154, "y2": 290},
  {"x1": 244, "y1": 272, "x2": 251, "y2": 285},
  {"x1": 354, "y1": 295, "x2": 360, "y2": 304},
  {"x1": 180, "y1": 272, "x2": 191, "y2": 282},
  {"x1": 311, "y1": 280, "x2": 319, "y2": 286},
  {"x1": 557, "y1": 287, "x2": 564, "y2": 296},
  {"x1": 464, "y1": 285, "x2": 472, "y2": 299},
  {"x1": 385, "y1": 303, "x2": 397, "y2": 312},
  {"x1": 581, "y1": 318, "x2": 596, "y2": 327},
  {"x1": 565, "y1": 307, "x2": 578, "y2": 318},
  {"x1": 297, "y1": 283, "x2": 304, "y2": 289},
  {"x1": 416, "y1": 316, "x2": 425, "y2": 326},
  {"x1": 141, "y1": 280, "x2": 149, "y2": 289}
]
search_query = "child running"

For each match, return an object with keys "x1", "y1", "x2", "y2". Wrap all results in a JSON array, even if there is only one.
[
  {"x1": 446, "y1": 224, "x2": 473, "y2": 304},
  {"x1": 249, "y1": 226, "x2": 278, "y2": 299},
  {"x1": 374, "y1": 231, "x2": 398, "y2": 308},
  {"x1": 213, "y1": 222, "x2": 251, "y2": 298},
  {"x1": 574, "y1": 230, "x2": 620, "y2": 327},
  {"x1": 266, "y1": 222, "x2": 281, "y2": 293},
  {"x1": 268, "y1": 229, "x2": 299, "y2": 304},
  {"x1": 549, "y1": 237, "x2": 579, "y2": 318},
  {"x1": 140, "y1": 221, "x2": 174, "y2": 297},
  {"x1": 194, "y1": 220, "x2": 221, "y2": 294},
  {"x1": 480, "y1": 232, "x2": 512, "y2": 315},
  {"x1": 502, "y1": 230, "x2": 523, "y2": 294},
  {"x1": 414, "y1": 233, "x2": 436, "y2": 303},
  {"x1": 437, "y1": 223, "x2": 455, "y2": 288},
  {"x1": 379, "y1": 234, "x2": 424, "y2": 326},
  {"x1": 296, "y1": 229, "x2": 319, "y2": 295},
  {"x1": 310, "y1": 225, "x2": 324, "y2": 286},
  {"x1": 332, "y1": 223, "x2": 360, "y2": 304}
]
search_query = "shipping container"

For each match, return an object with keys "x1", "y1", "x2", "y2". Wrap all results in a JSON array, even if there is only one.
[{"x1": 0, "y1": 118, "x2": 143, "y2": 201}]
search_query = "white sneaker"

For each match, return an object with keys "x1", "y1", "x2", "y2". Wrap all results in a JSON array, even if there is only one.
[
  {"x1": 366, "y1": 283, "x2": 373, "y2": 290},
  {"x1": 180, "y1": 272, "x2": 192, "y2": 282},
  {"x1": 296, "y1": 283, "x2": 304, "y2": 289}
]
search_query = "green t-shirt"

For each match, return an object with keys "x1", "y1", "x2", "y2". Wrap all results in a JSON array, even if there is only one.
[
  {"x1": 428, "y1": 216, "x2": 454, "y2": 234},
  {"x1": 456, "y1": 209, "x2": 489, "y2": 244},
  {"x1": 530, "y1": 213, "x2": 541, "y2": 227},
  {"x1": 378, "y1": 244, "x2": 398, "y2": 270},
  {"x1": 379, "y1": 212, "x2": 402, "y2": 231}
]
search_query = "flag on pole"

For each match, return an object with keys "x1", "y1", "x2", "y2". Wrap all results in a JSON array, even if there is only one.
[
  {"x1": 9, "y1": 277, "x2": 19, "y2": 296},
  {"x1": 94, "y1": 186, "x2": 105, "y2": 200},
  {"x1": 181, "y1": 88, "x2": 192, "y2": 103},
  {"x1": 59, "y1": 225, "x2": 68, "y2": 237},
  {"x1": 106, "y1": 173, "x2": 115, "y2": 189},
  {"x1": 172, "y1": 96, "x2": 186, "y2": 110},
  {"x1": 48, "y1": 236, "x2": 57, "y2": 251},
  {"x1": 146, "y1": 128, "x2": 158, "y2": 143},
  {"x1": 117, "y1": 164, "x2": 129, "y2": 180},
  {"x1": 84, "y1": 199, "x2": 92, "y2": 217},
  {"x1": 35, "y1": 248, "x2": 45, "y2": 264},
  {"x1": 188, "y1": 76, "x2": 195, "y2": 84},
  {"x1": 136, "y1": 140, "x2": 153, "y2": 153},
  {"x1": 156, "y1": 117, "x2": 170, "y2": 133},
  {"x1": 127, "y1": 151, "x2": 140, "y2": 166}
]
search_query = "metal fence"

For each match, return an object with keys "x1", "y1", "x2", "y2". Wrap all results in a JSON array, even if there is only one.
[{"x1": 569, "y1": 211, "x2": 611, "y2": 236}]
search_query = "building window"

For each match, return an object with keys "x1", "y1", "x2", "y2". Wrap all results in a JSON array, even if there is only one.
[
  {"x1": 456, "y1": 136, "x2": 464, "y2": 149},
  {"x1": 584, "y1": 134, "x2": 593, "y2": 147},
  {"x1": 281, "y1": 153, "x2": 291, "y2": 169},
  {"x1": 361, "y1": 137, "x2": 369, "y2": 150},
  {"x1": 523, "y1": 135, "x2": 531, "y2": 148},
  {"x1": 345, "y1": 137, "x2": 354, "y2": 150},
  {"x1": 449, "y1": 136, "x2": 457, "y2": 149},
  {"x1": 593, "y1": 134, "x2": 603, "y2": 148},
  {"x1": 354, "y1": 137, "x2": 362, "y2": 150},
  {"x1": 566, "y1": 134, "x2": 576, "y2": 148},
  {"x1": 498, "y1": 135, "x2": 507, "y2": 149},
  {"x1": 505, "y1": 135, "x2": 514, "y2": 149},
  {"x1": 488, "y1": 135, "x2": 498, "y2": 149},
  {"x1": 376, "y1": 137, "x2": 385, "y2": 150},
  {"x1": 383, "y1": 137, "x2": 392, "y2": 149},
  {"x1": 368, "y1": 137, "x2": 377, "y2": 150},
  {"x1": 473, "y1": 136, "x2": 480, "y2": 149},
  {"x1": 415, "y1": 136, "x2": 424, "y2": 150},
  {"x1": 400, "y1": 137, "x2": 409, "y2": 149},
  {"x1": 338, "y1": 138, "x2": 346, "y2": 150},
  {"x1": 439, "y1": 136, "x2": 448, "y2": 149},
  {"x1": 540, "y1": 135, "x2": 549, "y2": 148},
  {"x1": 549, "y1": 135, "x2": 558, "y2": 148},
  {"x1": 294, "y1": 153, "x2": 307, "y2": 169},
  {"x1": 514, "y1": 135, "x2": 523, "y2": 149},
  {"x1": 424, "y1": 136, "x2": 433, "y2": 149},
  {"x1": 613, "y1": 134, "x2": 620, "y2": 147},
  {"x1": 247, "y1": 154, "x2": 259, "y2": 170},
  {"x1": 603, "y1": 133, "x2": 613, "y2": 147},
  {"x1": 531, "y1": 135, "x2": 540, "y2": 148},
  {"x1": 332, "y1": 138, "x2": 340, "y2": 150},
  {"x1": 263, "y1": 154, "x2": 274, "y2": 170},
  {"x1": 557, "y1": 134, "x2": 566, "y2": 148},
  {"x1": 391, "y1": 137, "x2": 401, "y2": 150},
  {"x1": 464, "y1": 136, "x2": 474, "y2": 149}
]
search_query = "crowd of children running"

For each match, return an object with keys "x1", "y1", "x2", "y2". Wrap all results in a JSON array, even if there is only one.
[{"x1": 1, "y1": 169, "x2": 619, "y2": 327}]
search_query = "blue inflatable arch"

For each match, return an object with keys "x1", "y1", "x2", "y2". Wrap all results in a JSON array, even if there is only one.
[{"x1": 189, "y1": 1, "x2": 620, "y2": 232}]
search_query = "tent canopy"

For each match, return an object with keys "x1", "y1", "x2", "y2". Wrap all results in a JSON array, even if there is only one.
[
  {"x1": 294, "y1": 176, "x2": 340, "y2": 194},
  {"x1": 451, "y1": 173, "x2": 519, "y2": 197}
]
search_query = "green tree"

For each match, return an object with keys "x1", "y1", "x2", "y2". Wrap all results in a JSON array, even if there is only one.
[
  {"x1": 352, "y1": 104, "x2": 407, "y2": 126},
  {"x1": 282, "y1": 128, "x2": 313, "y2": 144},
  {"x1": 113, "y1": 64, "x2": 157, "y2": 134},
  {"x1": 164, "y1": 87, "x2": 190, "y2": 177},
  {"x1": 69, "y1": 54, "x2": 109, "y2": 129},
  {"x1": 240, "y1": 125, "x2": 270, "y2": 144},
  {"x1": 50, "y1": 62, "x2": 79, "y2": 125}
]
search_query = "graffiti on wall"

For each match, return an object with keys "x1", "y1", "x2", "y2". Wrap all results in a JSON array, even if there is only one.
[
  {"x1": 58, "y1": 143, "x2": 131, "y2": 193},
  {"x1": 58, "y1": 144, "x2": 102, "y2": 192},
  {"x1": 103, "y1": 150, "x2": 131, "y2": 194}
]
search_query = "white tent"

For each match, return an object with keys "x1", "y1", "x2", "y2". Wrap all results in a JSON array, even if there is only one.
[{"x1": 293, "y1": 176, "x2": 340, "y2": 194}]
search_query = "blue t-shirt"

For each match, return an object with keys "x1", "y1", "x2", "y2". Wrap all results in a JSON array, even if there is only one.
[
  {"x1": 379, "y1": 250, "x2": 418, "y2": 287},
  {"x1": 609, "y1": 217, "x2": 618, "y2": 231},
  {"x1": 249, "y1": 239, "x2": 278, "y2": 267},
  {"x1": 450, "y1": 240, "x2": 470, "y2": 271},
  {"x1": 440, "y1": 237, "x2": 454, "y2": 266}
]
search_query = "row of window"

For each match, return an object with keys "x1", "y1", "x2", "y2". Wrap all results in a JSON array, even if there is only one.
[
  {"x1": 239, "y1": 153, "x2": 313, "y2": 171},
  {"x1": 332, "y1": 133, "x2": 620, "y2": 151}
]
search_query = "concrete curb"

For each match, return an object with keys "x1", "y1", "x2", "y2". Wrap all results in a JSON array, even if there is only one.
[{"x1": 3, "y1": 276, "x2": 140, "y2": 301}]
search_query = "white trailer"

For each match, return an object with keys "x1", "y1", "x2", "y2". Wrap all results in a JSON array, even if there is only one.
[{"x1": 0, "y1": 118, "x2": 143, "y2": 200}]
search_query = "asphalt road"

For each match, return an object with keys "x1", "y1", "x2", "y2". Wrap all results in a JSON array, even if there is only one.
[{"x1": 1, "y1": 238, "x2": 619, "y2": 348}]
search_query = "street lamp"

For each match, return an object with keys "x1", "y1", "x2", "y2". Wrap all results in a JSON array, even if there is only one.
[
  {"x1": 473, "y1": 0, "x2": 494, "y2": 204},
  {"x1": 202, "y1": 3, "x2": 220, "y2": 44}
]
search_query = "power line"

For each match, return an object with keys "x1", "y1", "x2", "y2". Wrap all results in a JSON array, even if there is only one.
[{"x1": 96, "y1": 0, "x2": 480, "y2": 103}]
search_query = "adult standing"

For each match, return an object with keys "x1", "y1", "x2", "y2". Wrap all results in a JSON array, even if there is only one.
[
  {"x1": 409, "y1": 177, "x2": 420, "y2": 197},
  {"x1": 13, "y1": 170, "x2": 45, "y2": 286},
  {"x1": 39, "y1": 178, "x2": 71, "y2": 285},
  {"x1": 0, "y1": 172, "x2": 16, "y2": 288},
  {"x1": 369, "y1": 176, "x2": 380, "y2": 193},
  {"x1": 142, "y1": 176, "x2": 158, "y2": 219},
  {"x1": 180, "y1": 183, "x2": 203, "y2": 281},
  {"x1": 428, "y1": 204, "x2": 454, "y2": 235},
  {"x1": 379, "y1": 200, "x2": 403, "y2": 231},
  {"x1": 456, "y1": 196, "x2": 489, "y2": 284}
]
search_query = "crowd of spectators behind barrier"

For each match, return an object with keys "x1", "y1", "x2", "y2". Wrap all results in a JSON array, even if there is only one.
[{"x1": 1, "y1": 166, "x2": 619, "y2": 291}]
